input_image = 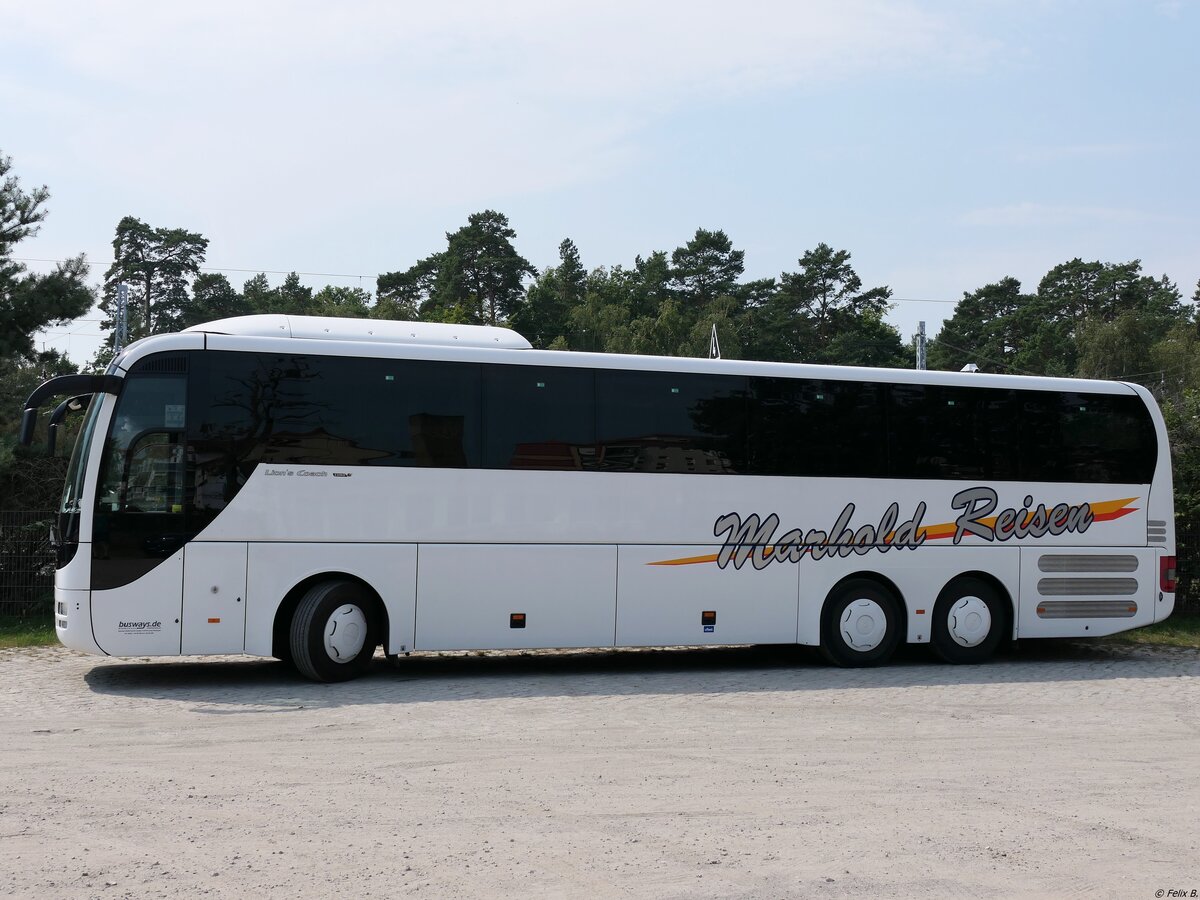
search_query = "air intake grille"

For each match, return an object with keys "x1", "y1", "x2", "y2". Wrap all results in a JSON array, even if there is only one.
[
  {"x1": 1147, "y1": 519, "x2": 1167, "y2": 544},
  {"x1": 1038, "y1": 555, "x2": 1137, "y2": 573},
  {"x1": 130, "y1": 354, "x2": 188, "y2": 374},
  {"x1": 1037, "y1": 577, "x2": 1138, "y2": 596},
  {"x1": 1037, "y1": 601, "x2": 1138, "y2": 619}
]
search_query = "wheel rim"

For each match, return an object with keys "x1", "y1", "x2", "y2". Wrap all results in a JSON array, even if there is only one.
[
  {"x1": 323, "y1": 603, "x2": 368, "y2": 663},
  {"x1": 947, "y1": 595, "x2": 991, "y2": 647},
  {"x1": 840, "y1": 598, "x2": 888, "y2": 651}
]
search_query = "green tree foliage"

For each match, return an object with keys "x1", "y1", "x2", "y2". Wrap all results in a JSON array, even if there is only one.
[
  {"x1": 670, "y1": 228, "x2": 744, "y2": 308},
  {"x1": 183, "y1": 273, "x2": 251, "y2": 328},
  {"x1": 445, "y1": 211, "x2": 537, "y2": 326},
  {"x1": 0, "y1": 153, "x2": 94, "y2": 359},
  {"x1": 272, "y1": 272, "x2": 314, "y2": 315},
  {"x1": 375, "y1": 255, "x2": 439, "y2": 321},
  {"x1": 242, "y1": 273, "x2": 274, "y2": 312},
  {"x1": 753, "y1": 243, "x2": 903, "y2": 366},
  {"x1": 0, "y1": 153, "x2": 91, "y2": 501},
  {"x1": 100, "y1": 216, "x2": 208, "y2": 341},
  {"x1": 929, "y1": 260, "x2": 1184, "y2": 378},
  {"x1": 927, "y1": 277, "x2": 1034, "y2": 373},
  {"x1": 312, "y1": 285, "x2": 372, "y2": 318},
  {"x1": 378, "y1": 211, "x2": 536, "y2": 326},
  {"x1": 512, "y1": 238, "x2": 586, "y2": 347}
]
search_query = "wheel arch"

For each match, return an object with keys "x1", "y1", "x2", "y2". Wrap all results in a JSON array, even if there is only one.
[{"x1": 271, "y1": 571, "x2": 390, "y2": 660}]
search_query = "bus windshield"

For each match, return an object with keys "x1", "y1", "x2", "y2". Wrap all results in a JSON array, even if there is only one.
[{"x1": 61, "y1": 396, "x2": 103, "y2": 515}]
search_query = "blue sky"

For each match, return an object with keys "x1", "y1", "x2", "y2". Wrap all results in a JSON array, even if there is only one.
[{"x1": 2, "y1": 0, "x2": 1197, "y2": 363}]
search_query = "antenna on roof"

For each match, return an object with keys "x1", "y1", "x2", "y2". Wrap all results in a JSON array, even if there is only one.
[{"x1": 709, "y1": 323, "x2": 721, "y2": 360}]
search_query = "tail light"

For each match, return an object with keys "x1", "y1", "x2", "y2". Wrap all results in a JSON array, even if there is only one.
[{"x1": 1160, "y1": 555, "x2": 1177, "y2": 593}]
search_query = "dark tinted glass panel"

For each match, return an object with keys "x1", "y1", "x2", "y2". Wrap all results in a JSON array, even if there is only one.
[
  {"x1": 92, "y1": 371, "x2": 189, "y2": 590},
  {"x1": 596, "y1": 371, "x2": 748, "y2": 474},
  {"x1": 375, "y1": 358, "x2": 481, "y2": 468},
  {"x1": 188, "y1": 352, "x2": 482, "y2": 524},
  {"x1": 749, "y1": 378, "x2": 886, "y2": 477},
  {"x1": 887, "y1": 384, "x2": 1018, "y2": 480},
  {"x1": 483, "y1": 365, "x2": 595, "y2": 469},
  {"x1": 1018, "y1": 391, "x2": 1156, "y2": 483}
]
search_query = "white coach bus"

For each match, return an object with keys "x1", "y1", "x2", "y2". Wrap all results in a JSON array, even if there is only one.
[{"x1": 20, "y1": 315, "x2": 1177, "y2": 681}]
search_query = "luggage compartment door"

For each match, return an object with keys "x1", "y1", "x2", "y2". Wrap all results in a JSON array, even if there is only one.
[
  {"x1": 182, "y1": 542, "x2": 248, "y2": 654},
  {"x1": 416, "y1": 544, "x2": 617, "y2": 651}
]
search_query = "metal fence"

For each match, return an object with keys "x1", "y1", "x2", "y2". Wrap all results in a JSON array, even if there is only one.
[
  {"x1": 2, "y1": 509, "x2": 1198, "y2": 619},
  {"x1": 0, "y1": 511, "x2": 55, "y2": 618}
]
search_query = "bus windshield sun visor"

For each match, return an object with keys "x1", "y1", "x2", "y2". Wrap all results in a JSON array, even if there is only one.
[{"x1": 19, "y1": 374, "x2": 123, "y2": 447}]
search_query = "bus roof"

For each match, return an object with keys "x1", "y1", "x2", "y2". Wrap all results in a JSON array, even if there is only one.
[{"x1": 115, "y1": 314, "x2": 1147, "y2": 399}]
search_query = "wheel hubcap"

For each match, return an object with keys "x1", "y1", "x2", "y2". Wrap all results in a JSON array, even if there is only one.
[
  {"x1": 840, "y1": 598, "x2": 887, "y2": 651},
  {"x1": 947, "y1": 595, "x2": 991, "y2": 647},
  {"x1": 323, "y1": 603, "x2": 368, "y2": 663}
]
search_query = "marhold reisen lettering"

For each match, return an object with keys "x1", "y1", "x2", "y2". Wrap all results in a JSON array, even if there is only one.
[{"x1": 713, "y1": 486, "x2": 1094, "y2": 571}]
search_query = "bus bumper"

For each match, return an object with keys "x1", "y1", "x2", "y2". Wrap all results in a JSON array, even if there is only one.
[
  {"x1": 55, "y1": 587, "x2": 105, "y2": 655},
  {"x1": 1155, "y1": 590, "x2": 1176, "y2": 623}
]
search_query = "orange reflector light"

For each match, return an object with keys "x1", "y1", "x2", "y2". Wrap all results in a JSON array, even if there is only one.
[
  {"x1": 915, "y1": 609, "x2": 925, "y2": 615},
  {"x1": 207, "y1": 617, "x2": 221, "y2": 624}
]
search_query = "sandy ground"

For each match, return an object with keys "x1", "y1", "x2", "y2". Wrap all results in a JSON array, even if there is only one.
[{"x1": 1, "y1": 641, "x2": 1198, "y2": 899}]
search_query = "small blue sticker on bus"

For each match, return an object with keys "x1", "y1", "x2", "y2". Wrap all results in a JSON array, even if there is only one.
[{"x1": 703, "y1": 625, "x2": 714, "y2": 633}]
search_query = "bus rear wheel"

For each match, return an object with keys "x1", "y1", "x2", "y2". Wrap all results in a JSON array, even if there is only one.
[
  {"x1": 930, "y1": 577, "x2": 1005, "y2": 665},
  {"x1": 289, "y1": 580, "x2": 379, "y2": 682},
  {"x1": 820, "y1": 578, "x2": 903, "y2": 667}
]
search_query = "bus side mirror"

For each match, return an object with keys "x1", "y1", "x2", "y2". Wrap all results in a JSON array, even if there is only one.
[{"x1": 19, "y1": 408, "x2": 37, "y2": 446}]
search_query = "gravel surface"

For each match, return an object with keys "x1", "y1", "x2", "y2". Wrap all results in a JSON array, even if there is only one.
[{"x1": 1, "y1": 641, "x2": 1198, "y2": 899}]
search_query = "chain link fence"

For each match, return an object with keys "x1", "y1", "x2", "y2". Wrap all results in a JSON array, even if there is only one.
[{"x1": 2, "y1": 509, "x2": 1198, "y2": 619}]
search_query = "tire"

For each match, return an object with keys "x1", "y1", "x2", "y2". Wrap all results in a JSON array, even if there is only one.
[
  {"x1": 289, "y1": 580, "x2": 379, "y2": 682},
  {"x1": 930, "y1": 577, "x2": 1006, "y2": 665},
  {"x1": 820, "y1": 578, "x2": 903, "y2": 667}
]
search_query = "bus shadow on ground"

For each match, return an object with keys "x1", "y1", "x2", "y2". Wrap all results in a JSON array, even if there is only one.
[{"x1": 82, "y1": 639, "x2": 1198, "y2": 711}]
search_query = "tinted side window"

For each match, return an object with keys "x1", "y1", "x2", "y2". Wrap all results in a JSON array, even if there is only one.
[
  {"x1": 188, "y1": 352, "x2": 483, "y2": 519},
  {"x1": 596, "y1": 371, "x2": 748, "y2": 474},
  {"x1": 1019, "y1": 391, "x2": 1156, "y2": 483},
  {"x1": 749, "y1": 378, "x2": 886, "y2": 477},
  {"x1": 887, "y1": 384, "x2": 1018, "y2": 480},
  {"x1": 387, "y1": 359, "x2": 482, "y2": 468},
  {"x1": 483, "y1": 365, "x2": 595, "y2": 469}
]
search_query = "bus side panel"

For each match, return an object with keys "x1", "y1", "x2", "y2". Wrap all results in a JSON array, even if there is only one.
[
  {"x1": 797, "y1": 547, "x2": 1021, "y2": 645},
  {"x1": 615, "y1": 545, "x2": 799, "y2": 646},
  {"x1": 245, "y1": 542, "x2": 417, "y2": 658},
  {"x1": 90, "y1": 550, "x2": 184, "y2": 656},
  {"x1": 1018, "y1": 546, "x2": 1156, "y2": 638},
  {"x1": 415, "y1": 544, "x2": 617, "y2": 651}
]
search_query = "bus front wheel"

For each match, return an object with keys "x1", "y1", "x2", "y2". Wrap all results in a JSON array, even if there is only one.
[
  {"x1": 820, "y1": 578, "x2": 903, "y2": 667},
  {"x1": 289, "y1": 580, "x2": 379, "y2": 682},
  {"x1": 930, "y1": 577, "x2": 1005, "y2": 665}
]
